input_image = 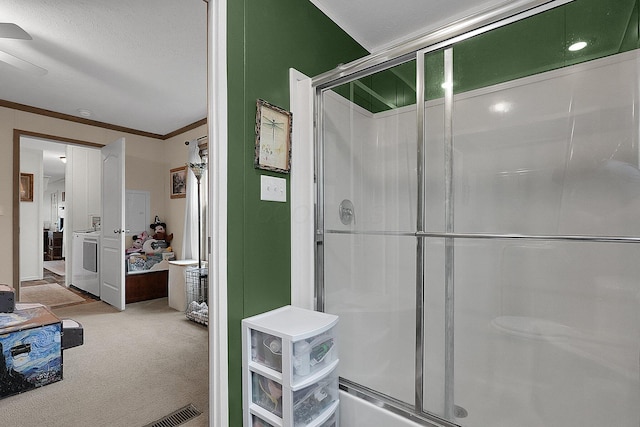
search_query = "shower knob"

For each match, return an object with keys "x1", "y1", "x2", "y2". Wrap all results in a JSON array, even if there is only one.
[{"x1": 339, "y1": 199, "x2": 355, "y2": 225}]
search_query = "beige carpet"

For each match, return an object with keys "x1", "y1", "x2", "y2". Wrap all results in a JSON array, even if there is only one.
[
  {"x1": 19, "y1": 283, "x2": 85, "y2": 307},
  {"x1": 1, "y1": 298, "x2": 208, "y2": 427},
  {"x1": 44, "y1": 260, "x2": 66, "y2": 276}
]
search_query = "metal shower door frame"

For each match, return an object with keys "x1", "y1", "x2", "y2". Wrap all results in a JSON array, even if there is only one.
[{"x1": 312, "y1": 1, "x2": 576, "y2": 425}]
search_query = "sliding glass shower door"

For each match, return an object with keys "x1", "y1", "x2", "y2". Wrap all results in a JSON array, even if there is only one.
[
  {"x1": 419, "y1": 44, "x2": 640, "y2": 427},
  {"x1": 318, "y1": 2, "x2": 640, "y2": 426},
  {"x1": 320, "y1": 59, "x2": 419, "y2": 406}
]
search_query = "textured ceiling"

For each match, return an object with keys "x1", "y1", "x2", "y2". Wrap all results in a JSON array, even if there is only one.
[{"x1": 0, "y1": 0, "x2": 207, "y2": 136}]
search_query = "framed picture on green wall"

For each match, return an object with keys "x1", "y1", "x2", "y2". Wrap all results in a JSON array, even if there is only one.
[{"x1": 254, "y1": 99, "x2": 292, "y2": 173}]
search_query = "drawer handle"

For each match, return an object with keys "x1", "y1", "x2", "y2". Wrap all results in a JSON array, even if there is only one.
[{"x1": 11, "y1": 343, "x2": 31, "y2": 357}]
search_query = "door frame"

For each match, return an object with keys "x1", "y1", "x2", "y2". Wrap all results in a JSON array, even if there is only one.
[{"x1": 12, "y1": 129, "x2": 104, "y2": 299}]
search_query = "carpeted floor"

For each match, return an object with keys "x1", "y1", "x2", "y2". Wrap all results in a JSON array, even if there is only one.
[{"x1": 1, "y1": 298, "x2": 209, "y2": 427}]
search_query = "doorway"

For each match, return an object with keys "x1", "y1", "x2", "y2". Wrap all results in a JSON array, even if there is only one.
[
  {"x1": 12, "y1": 129, "x2": 104, "y2": 301},
  {"x1": 19, "y1": 135, "x2": 96, "y2": 308}
]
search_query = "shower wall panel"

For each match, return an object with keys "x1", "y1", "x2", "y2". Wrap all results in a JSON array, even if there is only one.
[
  {"x1": 323, "y1": 91, "x2": 375, "y2": 234},
  {"x1": 323, "y1": 90, "x2": 418, "y2": 405},
  {"x1": 323, "y1": 91, "x2": 417, "y2": 233},
  {"x1": 449, "y1": 239, "x2": 640, "y2": 427},
  {"x1": 450, "y1": 51, "x2": 640, "y2": 237},
  {"x1": 324, "y1": 233, "x2": 417, "y2": 403}
]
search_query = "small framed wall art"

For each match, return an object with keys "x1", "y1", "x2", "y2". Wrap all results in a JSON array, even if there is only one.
[
  {"x1": 170, "y1": 166, "x2": 187, "y2": 199},
  {"x1": 19, "y1": 173, "x2": 34, "y2": 202},
  {"x1": 254, "y1": 99, "x2": 292, "y2": 173}
]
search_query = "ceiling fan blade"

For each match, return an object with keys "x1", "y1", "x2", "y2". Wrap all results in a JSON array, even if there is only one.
[
  {"x1": 0, "y1": 23, "x2": 32, "y2": 40},
  {"x1": 0, "y1": 50, "x2": 47, "y2": 76}
]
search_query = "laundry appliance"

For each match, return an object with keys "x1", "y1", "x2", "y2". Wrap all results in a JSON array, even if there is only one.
[{"x1": 72, "y1": 231, "x2": 100, "y2": 297}]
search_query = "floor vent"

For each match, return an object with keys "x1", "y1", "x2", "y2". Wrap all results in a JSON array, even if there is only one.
[{"x1": 143, "y1": 404, "x2": 202, "y2": 427}]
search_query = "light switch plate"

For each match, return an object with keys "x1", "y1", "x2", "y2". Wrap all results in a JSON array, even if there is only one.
[{"x1": 260, "y1": 175, "x2": 286, "y2": 202}]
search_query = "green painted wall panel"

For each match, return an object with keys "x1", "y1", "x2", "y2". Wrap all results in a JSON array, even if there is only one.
[
  {"x1": 457, "y1": 0, "x2": 639, "y2": 91},
  {"x1": 454, "y1": 7, "x2": 566, "y2": 93},
  {"x1": 226, "y1": 1, "x2": 367, "y2": 425},
  {"x1": 336, "y1": 0, "x2": 640, "y2": 112}
]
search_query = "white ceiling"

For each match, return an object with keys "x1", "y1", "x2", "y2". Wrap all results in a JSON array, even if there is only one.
[
  {"x1": 0, "y1": 0, "x2": 207, "y2": 136},
  {"x1": 1, "y1": 0, "x2": 507, "y2": 139}
]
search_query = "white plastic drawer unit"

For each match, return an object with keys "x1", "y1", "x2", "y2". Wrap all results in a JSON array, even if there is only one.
[
  {"x1": 251, "y1": 368, "x2": 339, "y2": 424},
  {"x1": 250, "y1": 327, "x2": 337, "y2": 380},
  {"x1": 242, "y1": 305, "x2": 340, "y2": 427},
  {"x1": 251, "y1": 412, "x2": 338, "y2": 427}
]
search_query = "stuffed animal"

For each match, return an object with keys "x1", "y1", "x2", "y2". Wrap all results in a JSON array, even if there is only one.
[
  {"x1": 149, "y1": 221, "x2": 173, "y2": 244},
  {"x1": 126, "y1": 231, "x2": 148, "y2": 254},
  {"x1": 142, "y1": 238, "x2": 169, "y2": 254}
]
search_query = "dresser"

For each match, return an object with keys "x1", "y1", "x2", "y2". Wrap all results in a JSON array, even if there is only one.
[{"x1": 46, "y1": 231, "x2": 63, "y2": 261}]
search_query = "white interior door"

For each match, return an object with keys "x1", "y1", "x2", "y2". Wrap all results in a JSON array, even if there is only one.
[{"x1": 100, "y1": 137, "x2": 126, "y2": 310}]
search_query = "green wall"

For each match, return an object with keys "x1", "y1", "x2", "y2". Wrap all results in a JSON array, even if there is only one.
[
  {"x1": 334, "y1": 0, "x2": 640, "y2": 112},
  {"x1": 452, "y1": 0, "x2": 639, "y2": 95},
  {"x1": 226, "y1": 1, "x2": 367, "y2": 424}
]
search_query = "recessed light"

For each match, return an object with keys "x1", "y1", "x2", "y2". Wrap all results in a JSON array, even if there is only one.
[
  {"x1": 59, "y1": 156, "x2": 67, "y2": 164},
  {"x1": 490, "y1": 102, "x2": 512, "y2": 113},
  {"x1": 77, "y1": 108, "x2": 92, "y2": 117},
  {"x1": 568, "y1": 41, "x2": 587, "y2": 52}
]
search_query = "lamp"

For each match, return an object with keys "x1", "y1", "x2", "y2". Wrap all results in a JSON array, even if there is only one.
[
  {"x1": 187, "y1": 158, "x2": 207, "y2": 308},
  {"x1": 187, "y1": 158, "x2": 207, "y2": 269}
]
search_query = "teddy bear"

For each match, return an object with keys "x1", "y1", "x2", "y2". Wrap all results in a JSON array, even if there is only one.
[{"x1": 149, "y1": 221, "x2": 173, "y2": 244}]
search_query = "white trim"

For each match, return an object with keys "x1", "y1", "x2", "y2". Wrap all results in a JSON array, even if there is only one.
[
  {"x1": 208, "y1": 1, "x2": 229, "y2": 426},
  {"x1": 289, "y1": 68, "x2": 315, "y2": 310}
]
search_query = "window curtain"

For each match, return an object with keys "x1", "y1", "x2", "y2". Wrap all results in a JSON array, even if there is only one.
[{"x1": 182, "y1": 140, "x2": 207, "y2": 261}]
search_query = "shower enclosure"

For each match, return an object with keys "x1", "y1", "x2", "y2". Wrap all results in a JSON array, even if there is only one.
[{"x1": 315, "y1": 1, "x2": 640, "y2": 426}]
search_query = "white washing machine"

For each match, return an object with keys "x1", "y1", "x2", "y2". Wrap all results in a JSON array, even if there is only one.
[{"x1": 72, "y1": 231, "x2": 100, "y2": 297}]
